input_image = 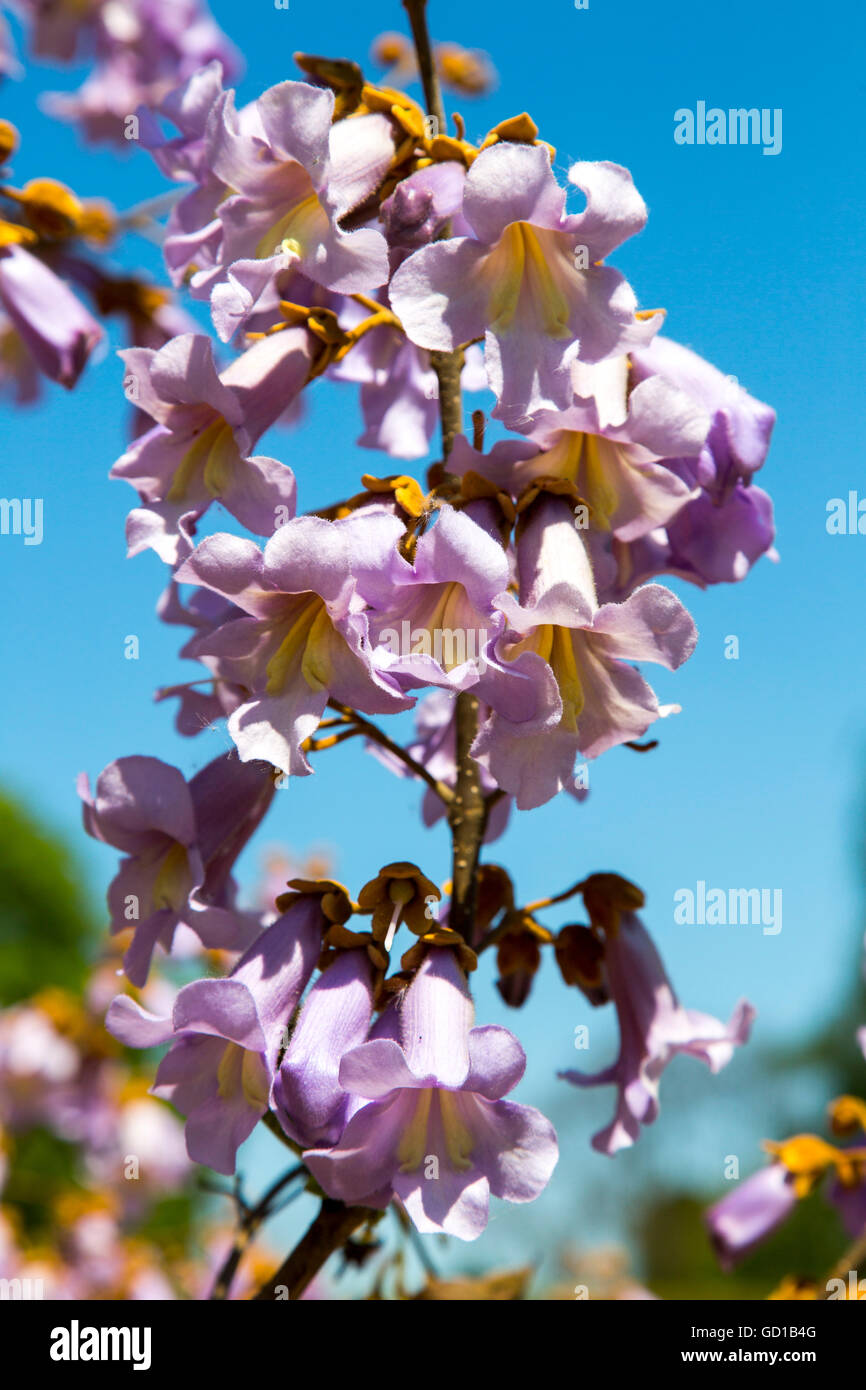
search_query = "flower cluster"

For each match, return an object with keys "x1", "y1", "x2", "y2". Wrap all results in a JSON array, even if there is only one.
[
  {"x1": 3, "y1": 0, "x2": 240, "y2": 144},
  {"x1": 54, "y1": 37, "x2": 778, "y2": 1272}
]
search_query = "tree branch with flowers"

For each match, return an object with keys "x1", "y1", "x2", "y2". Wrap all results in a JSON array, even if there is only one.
[{"x1": 6, "y1": 0, "x2": 863, "y2": 1305}]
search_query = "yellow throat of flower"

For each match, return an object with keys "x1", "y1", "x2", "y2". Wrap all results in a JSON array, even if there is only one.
[
  {"x1": 152, "y1": 840, "x2": 192, "y2": 911},
  {"x1": 509, "y1": 623, "x2": 585, "y2": 731},
  {"x1": 217, "y1": 1042, "x2": 270, "y2": 1110},
  {"x1": 265, "y1": 596, "x2": 336, "y2": 696},
  {"x1": 256, "y1": 192, "x2": 329, "y2": 262},
  {"x1": 167, "y1": 417, "x2": 238, "y2": 503},
  {"x1": 396, "y1": 1088, "x2": 475, "y2": 1173},
  {"x1": 486, "y1": 223, "x2": 573, "y2": 338},
  {"x1": 542, "y1": 431, "x2": 621, "y2": 531}
]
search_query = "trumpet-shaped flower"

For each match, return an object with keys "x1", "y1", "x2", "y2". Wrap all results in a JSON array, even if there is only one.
[
  {"x1": 112, "y1": 330, "x2": 306, "y2": 564},
  {"x1": 704, "y1": 1164, "x2": 797, "y2": 1271},
  {"x1": 79, "y1": 752, "x2": 274, "y2": 985},
  {"x1": 450, "y1": 364, "x2": 709, "y2": 542},
  {"x1": 628, "y1": 334, "x2": 777, "y2": 584},
  {"x1": 369, "y1": 503, "x2": 553, "y2": 724},
  {"x1": 390, "y1": 144, "x2": 661, "y2": 425},
  {"x1": 196, "y1": 80, "x2": 393, "y2": 333},
  {"x1": 474, "y1": 494, "x2": 696, "y2": 807},
  {"x1": 560, "y1": 911, "x2": 754, "y2": 1153},
  {"x1": 105, "y1": 901, "x2": 323, "y2": 1174},
  {"x1": 305, "y1": 948, "x2": 558, "y2": 1239},
  {"x1": 0, "y1": 243, "x2": 102, "y2": 388},
  {"x1": 273, "y1": 947, "x2": 375, "y2": 1148},
  {"x1": 175, "y1": 512, "x2": 413, "y2": 776}
]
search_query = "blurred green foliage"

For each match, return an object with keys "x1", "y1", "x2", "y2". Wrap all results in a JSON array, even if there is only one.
[
  {"x1": 0, "y1": 792, "x2": 98, "y2": 1005},
  {"x1": 637, "y1": 1191, "x2": 850, "y2": 1300}
]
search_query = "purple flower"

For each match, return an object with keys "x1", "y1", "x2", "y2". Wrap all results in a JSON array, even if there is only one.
[
  {"x1": 389, "y1": 144, "x2": 661, "y2": 425},
  {"x1": 705, "y1": 1165, "x2": 797, "y2": 1271},
  {"x1": 627, "y1": 334, "x2": 777, "y2": 585},
  {"x1": 106, "y1": 902, "x2": 323, "y2": 1174},
  {"x1": 450, "y1": 362, "x2": 709, "y2": 542},
  {"x1": 560, "y1": 911, "x2": 755, "y2": 1153},
  {"x1": 664, "y1": 485, "x2": 776, "y2": 586},
  {"x1": 305, "y1": 948, "x2": 558, "y2": 1239},
  {"x1": 0, "y1": 244, "x2": 102, "y2": 388},
  {"x1": 0, "y1": 1002, "x2": 88, "y2": 1134},
  {"x1": 139, "y1": 59, "x2": 227, "y2": 186},
  {"x1": 828, "y1": 1169, "x2": 866, "y2": 1240},
  {"x1": 175, "y1": 513, "x2": 413, "y2": 775},
  {"x1": 631, "y1": 334, "x2": 775, "y2": 488},
  {"x1": 140, "y1": 64, "x2": 263, "y2": 292},
  {"x1": 369, "y1": 503, "x2": 551, "y2": 725},
  {"x1": 79, "y1": 752, "x2": 275, "y2": 985},
  {"x1": 154, "y1": 581, "x2": 247, "y2": 736},
  {"x1": 474, "y1": 494, "x2": 696, "y2": 808},
  {"x1": 112, "y1": 330, "x2": 306, "y2": 564},
  {"x1": 273, "y1": 948, "x2": 375, "y2": 1148},
  {"x1": 37, "y1": 0, "x2": 241, "y2": 146},
  {"x1": 379, "y1": 160, "x2": 470, "y2": 259},
  {"x1": 194, "y1": 80, "x2": 393, "y2": 333}
]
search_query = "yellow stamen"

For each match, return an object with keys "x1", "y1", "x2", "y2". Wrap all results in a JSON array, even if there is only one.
[
  {"x1": 8, "y1": 178, "x2": 84, "y2": 239},
  {"x1": 550, "y1": 624, "x2": 585, "y2": 731},
  {"x1": 539, "y1": 432, "x2": 620, "y2": 531},
  {"x1": 0, "y1": 218, "x2": 37, "y2": 248}
]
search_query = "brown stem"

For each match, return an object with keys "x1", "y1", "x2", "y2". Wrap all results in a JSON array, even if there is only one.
[
  {"x1": 401, "y1": 0, "x2": 445, "y2": 132},
  {"x1": 448, "y1": 692, "x2": 488, "y2": 941},
  {"x1": 472, "y1": 408, "x2": 486, "y2": 451},
  {"x1": 327, "y1": 700, "x2": 453, "y2": 805},
  {"x1": 403, "y1": 0, "x2": 464, "y2": 462},
  {"x1": 254, "y1": 3, "x2": 472, "y2": 1305},
  {"x1": 210, "y1": 1164, "x2": 305, "y2": 1301},
  {"x1": 523, "y1": 878, "x2": 587, "y2": 914},
  {"x1": 402, "y1": 3, "x2": 483, "y2": 943},
  {"x1": 252, "y1": 1200, "x2": 372, "y2": 1300},
  {"x1": 430, "y1": 347, "x2": 465, "y2": 459}
]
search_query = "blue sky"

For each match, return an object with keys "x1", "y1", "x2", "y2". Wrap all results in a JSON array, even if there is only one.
[{"x1": 1, "y1": 0, "x2": 864, "y2": 1273}]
